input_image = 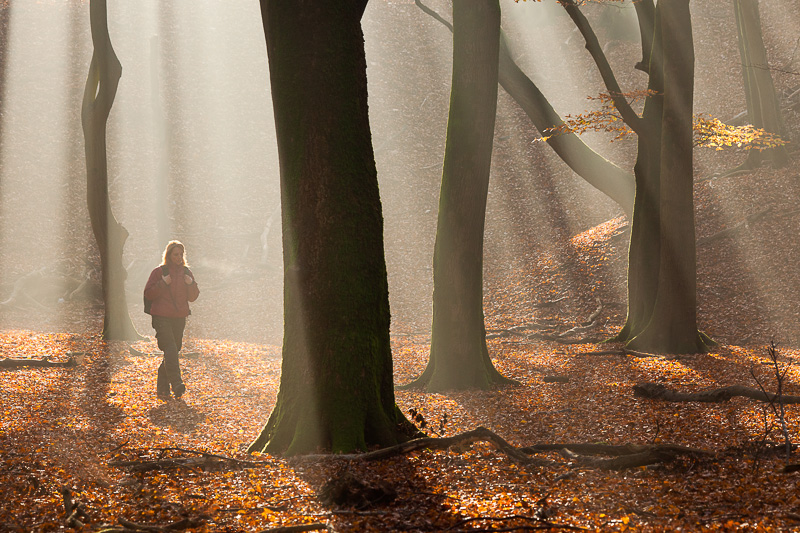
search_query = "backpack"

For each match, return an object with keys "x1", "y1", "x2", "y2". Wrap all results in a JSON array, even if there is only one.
[{"x1": 144, "y1": 265, "x2": 190, "y2": 314}]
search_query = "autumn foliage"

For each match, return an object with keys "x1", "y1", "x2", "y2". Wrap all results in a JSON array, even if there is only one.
[{"x1": 539, "y1": 91, "x2": 789, "y2": 152}]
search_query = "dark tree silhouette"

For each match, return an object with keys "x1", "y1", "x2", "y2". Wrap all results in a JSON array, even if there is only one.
[
  {"x1": 81, "y1": 0, "x2": 141, "y2": 341},
  {"x1": 403, "y1": 0, "x2": 516, "y2": 392},
  {"x1": 248, "y1": 1, "x2": 416, "y2": 455}
]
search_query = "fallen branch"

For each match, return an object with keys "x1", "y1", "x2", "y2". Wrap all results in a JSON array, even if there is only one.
[
  {"x1": 486, "y1": 323, "x2": 554, "y2": 339},
  {"x1": 62, "y1": 486, "x2": 89, "y2": 529},
  {"x1": 109, "y1": 448, "x2": 264, "y2": 473},
  {"x1": 634, "y1": 382, "x2": 800, "y2": 404},
  {"x1": 255, "y1": 524, "x2": 329, "y2": 533},
  {"x1": 95, "y1": 517, "x2": 200, "y2": 532},
  {"x1": 0, "y1": 355, "x2": 81, "y2": 368}
]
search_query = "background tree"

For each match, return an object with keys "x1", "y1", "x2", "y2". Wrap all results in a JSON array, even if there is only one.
[
  {"x1": 248, "y1": 0, "x2": 416, "y2": 455},
  {"x1": 415, "y1": 0, "x2": 635, "y2": 217},
  {"x1": 81, "y1": 0, "x2": 141, "y2": 341},
  {"x1": 733, "y1": 0, "x2": 789, "y2": 169},
  {"x1": 626, "y1": 0, "x2": 708, "y2": 353},
  {"x1": 0, "y1": 1, "x2": 10, "y2": 152},
  {"x1": 403, "y1": 0, "x2": 515, "y2": 392},
  {"x1": 551, "y1": 0, "x2": 710, "y2": 353}
]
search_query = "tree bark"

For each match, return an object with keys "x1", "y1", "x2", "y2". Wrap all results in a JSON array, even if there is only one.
[
  {"x1": 733, "y1": 0, "x2": 789, "y2": 168},
  {"x1": 612, "y1": 5, "x2": 664, "y2": 344},
  {"x1": 627, "y1": 0, "x2": 708, "y2": 354},
  {"x1": 248, "y1": 1, "x2": 415, "y2": 455},
  {"x1": 403, "y1": 0, "x2": 514, "y2": 392},
  {"x1": 81, "y1": 0, "x2": 142, "y2": 341}
]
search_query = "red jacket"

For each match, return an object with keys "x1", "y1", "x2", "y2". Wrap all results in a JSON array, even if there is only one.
[{"x1": 144, "y1": 265, "x2": 200, "y2": 318}]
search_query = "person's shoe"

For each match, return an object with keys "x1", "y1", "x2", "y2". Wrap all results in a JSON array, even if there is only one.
[
  {"x1": 173, "y1": 383, "x2": 186, "y2": 399},
  {"x1": 157, "y1": 391, "x2": 171, "y2": 401}
]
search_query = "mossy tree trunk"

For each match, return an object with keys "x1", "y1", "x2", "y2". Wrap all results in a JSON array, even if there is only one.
[
  {"x1": 733, "y1": 0, "x2": 789, "y2": 169},
  {"x1": 81, "y1": 0, "x2": 141, "y2": 342},
  {"x1": 403, "y1": 0, "x2": 514, "y2": 392},
  {"x1": 248, "y1": 0, "x2": 416, "y2": 456},
  {"x1": 627, "y1": 0, "x2": 709, "y2": 354}
]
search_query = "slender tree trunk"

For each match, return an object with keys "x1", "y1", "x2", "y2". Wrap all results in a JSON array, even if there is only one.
[
  {"x1": 627, "y1": 0, "x2": 708, "y2": 354},
  {"x1": 248, "y1": 1, "x2": 416, "y2": 455},
  {"x1": 0, "y1": 2, "x2": 11, "y2": 154},
  {"x1": 149, "y1": 35, "x2": 171, "y2": 246},
  {"x1": 613, "y1": 5, "x2": 663, "y2": 344},
  {"x1": 403, "y1": 0, "x2": 514, "y2": 392},
  {"x1": 81, "y1": 0, "x2": 141, "y2": 341},
  {"x1": 632, "y1": 0, "x2": 655, "y2": 73},
  {"x1": 415, "y1": 0, "x2": 634, "y2": 217},
  {"x1": 733, "y1": 0, "x2": 789, "y2": 168}
]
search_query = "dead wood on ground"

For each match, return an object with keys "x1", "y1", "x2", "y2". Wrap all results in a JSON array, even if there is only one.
[
  {"x1": 0, "y1": 354, "x2": 83, "y2": 368},
  {"x1": 634, "y1": 382, "x2": 800, "y2": 403}
]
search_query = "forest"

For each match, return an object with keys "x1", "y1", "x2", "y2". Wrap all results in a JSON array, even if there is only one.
[{"x1": 1, "y1": 0, "x2": 800, "y2": 531}]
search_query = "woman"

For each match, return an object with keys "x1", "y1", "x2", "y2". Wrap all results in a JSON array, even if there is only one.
[{"x1": 144, "y1": 240, "x2": 200, "y2": 400}]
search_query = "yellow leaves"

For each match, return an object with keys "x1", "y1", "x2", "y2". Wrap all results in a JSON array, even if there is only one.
[
  {"x1": 693, "y1": 114, "x2": 787, "y2": 151},
  {"x1": 534, "y1": 92, "x2": 788, "y2": 153}
]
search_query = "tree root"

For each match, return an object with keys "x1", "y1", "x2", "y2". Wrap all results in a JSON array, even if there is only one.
[
  {"x1": 697, "y1": 207, "x2": 772, "y2": 246},
  {"x1": 634, "y1": 382, "x2": 800, "y2": 403},
  {"x1": 293, "y1": 426, "x2": 711, "y2": 472}
]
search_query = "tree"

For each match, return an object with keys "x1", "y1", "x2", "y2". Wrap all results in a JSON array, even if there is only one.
[
  {"x1": 733, "y1": 0, "x2": 789, "y2": 169},
  {"x1": 81, "y1": 0, "x2": 142, "y2": 341},
  {"x1": 415, "y1": 0, "x2": 635, "y2": 217},
  {"x1": 0, "y1": 1, "x2": 10, "y2": 153},
  {"x1": 402, "y1": 0, "x2": 516, "y2": 392},
  {"x1": 626, "y1": 0, "x2": 708, "y2": 353},
  {"x1": 248, "y1": 1, "x2": 416, "y2": 455},
  {"x1": 552, "y1": 0, "x2": 709, "y2": 353}
]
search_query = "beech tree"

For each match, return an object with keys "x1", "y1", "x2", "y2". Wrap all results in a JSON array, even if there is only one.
[
  {"x1": 248, "y1": 1, "x2": 416, "y2": 455},
  {"x1": 625, "y1": 0, "x2": 708, "y2": 353},
  {"x1": 403, "y1": 0, "x2": 515, "y2": 392},
  {"x1": 415, "y1": 0, "x2": 635, "y2": 216},
  {"x1": 81, "y1": 0, "x2": 141, "y2": 341},
  {"x1": 548, "y1": 0, "x2": 710, "y2": 353},
  {"x1": 733, "y1": 0, "x2": 789, "y2": 169}
]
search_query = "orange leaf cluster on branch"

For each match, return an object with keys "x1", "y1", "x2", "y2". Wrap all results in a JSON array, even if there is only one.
[{"x1": 535, "y1": 92, "x2": 788, "y2": 152}]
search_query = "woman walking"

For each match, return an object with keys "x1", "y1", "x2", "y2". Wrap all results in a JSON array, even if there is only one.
[{"x1": 144, "y1": 240, "x2": 200, "y2": 400}]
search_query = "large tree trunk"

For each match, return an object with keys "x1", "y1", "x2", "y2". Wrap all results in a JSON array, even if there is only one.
[
  {"x1": 733, "y1": 0, "x2": 789, "y2": 169},
  {"x1": 248, "y1": 1, "x2": 415, "y2": 455},
  {"x1": 632, "y1": 0, "x2": 655, "y2": 73},
  {"x1": 627, "y1": 0, "x2": 708, "y2": 354},
  {"x1": 404, "y1": 0, "x2": 514, "y2": 392},
  {"x1": 81, "y1": 0, "x2": 141, "y2": 341}
]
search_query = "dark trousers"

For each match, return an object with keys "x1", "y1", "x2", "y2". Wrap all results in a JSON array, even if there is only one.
[{"x1": 152, "y1": 316, "x2": 186, "y2": 394}]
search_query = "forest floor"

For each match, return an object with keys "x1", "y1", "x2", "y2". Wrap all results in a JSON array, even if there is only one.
[{"x1": 3, "y1": 160, "x2": 800, "y2": 532}]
